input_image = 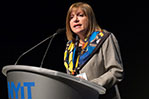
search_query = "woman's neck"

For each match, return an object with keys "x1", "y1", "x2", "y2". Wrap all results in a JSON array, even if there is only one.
[{"x1": 78, "y1": 34, "x2": 85, "y2": 41}]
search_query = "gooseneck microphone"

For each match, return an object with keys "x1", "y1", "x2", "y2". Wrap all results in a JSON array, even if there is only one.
[
  {"x1": 39, "y1": 28, "x2": 65, "y2": 67},
  {"x1": 14, "y1": 28, "x2": 66, "y2": 67}
]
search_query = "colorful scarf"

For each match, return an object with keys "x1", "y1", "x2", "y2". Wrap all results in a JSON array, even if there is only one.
[{"x1": 64, "y1": 30, "x2": 107, "y2": 75}]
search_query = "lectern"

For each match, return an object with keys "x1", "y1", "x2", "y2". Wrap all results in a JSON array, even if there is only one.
[{"x1": 2, "y1": 65, "x2": 106, "y2": 99}]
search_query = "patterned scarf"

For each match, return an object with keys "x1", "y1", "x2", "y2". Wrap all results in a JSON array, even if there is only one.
[{"x1": 64, "y1": 30, "x2": 107, "y2": 75}]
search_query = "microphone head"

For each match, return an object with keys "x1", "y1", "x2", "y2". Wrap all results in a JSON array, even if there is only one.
[{"x1": 56, "y1": 28, "x2": 66, "y2": 34}]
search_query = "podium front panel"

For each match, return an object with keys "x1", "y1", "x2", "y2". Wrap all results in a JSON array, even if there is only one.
[
  {"x1": 7, "y1": 71, "x2": 83, "y2": 99},
  {"x1": 2, "y1": 65, "x2": 106, "y2": 99}
]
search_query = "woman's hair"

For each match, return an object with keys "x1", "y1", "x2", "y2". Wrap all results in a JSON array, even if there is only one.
[{"x1": 66, "y1": 2, "x2": 101, "y2": 42}]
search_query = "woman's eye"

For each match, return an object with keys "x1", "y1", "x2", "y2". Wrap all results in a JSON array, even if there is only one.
[
  {"x1": 70, "y1": 16, "x2": 73, "y2": 19},
  {"x1": 70, "y1": 14, "x2": 74, "y2": 19},
  {"x1": 79, "y1": 14, "x2": 84, "y2": 17}
]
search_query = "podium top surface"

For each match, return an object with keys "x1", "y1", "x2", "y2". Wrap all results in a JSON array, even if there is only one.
[{"x1": 2, "y1": 65, "x2": 106, "y2": 94}]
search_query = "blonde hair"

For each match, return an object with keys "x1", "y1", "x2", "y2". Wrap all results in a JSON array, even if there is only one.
[{"x1": 66, "y1": 2, "x2": 101, "y2": 42}]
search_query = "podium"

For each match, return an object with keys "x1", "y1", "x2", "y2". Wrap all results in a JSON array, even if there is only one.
[{"x1": 2, "y1": 65, "x2": 106, "y2": 99}]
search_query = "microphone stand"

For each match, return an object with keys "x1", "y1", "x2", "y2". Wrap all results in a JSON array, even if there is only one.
[
  {"x1": 40, "y1": 33, "x2": 56, "y2": 67},
  {"x1": 14, "y1": 28, "x2": 65, "y2": 66},
  {"x1": 14, "y1": 33, "x2": 57, "y2": 65},
  {"x1": 39, "y1": 28, "x2": 65, "y2": 67}
]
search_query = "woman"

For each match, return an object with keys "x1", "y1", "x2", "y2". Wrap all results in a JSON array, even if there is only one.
[{"x1": 64, "y1": 2, "x2": 124, "y2": 99}]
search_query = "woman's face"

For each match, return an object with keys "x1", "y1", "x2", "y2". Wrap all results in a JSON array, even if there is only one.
[{"x1": 69, "y1": 8, "x2": 89, "y2": 38}]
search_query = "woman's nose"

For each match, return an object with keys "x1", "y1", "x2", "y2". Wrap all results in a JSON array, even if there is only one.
[{"x1": 74, "y1": 16, "x2": 79, "y2": 22}]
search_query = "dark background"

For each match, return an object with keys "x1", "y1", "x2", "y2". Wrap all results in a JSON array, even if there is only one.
[{"x1": 0, "y1": 0, "x2": 148, "y2": 99}]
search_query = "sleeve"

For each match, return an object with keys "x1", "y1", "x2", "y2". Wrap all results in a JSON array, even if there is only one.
[{"x1": 91, "y1": 33, "x2": 124, "y2": 89}]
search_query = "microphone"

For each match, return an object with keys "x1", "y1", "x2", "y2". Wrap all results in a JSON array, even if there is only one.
[
  {"x1": 14, "y1": 28, "x2": 66, "y2": 66},
  {"x1": 56, "y1": 28, "x2": 66, "y2": 34}
]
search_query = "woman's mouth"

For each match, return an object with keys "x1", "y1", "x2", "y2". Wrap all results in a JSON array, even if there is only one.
[{"x1": 74, "y1": 24, "x2": 82, "y2": 28}]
